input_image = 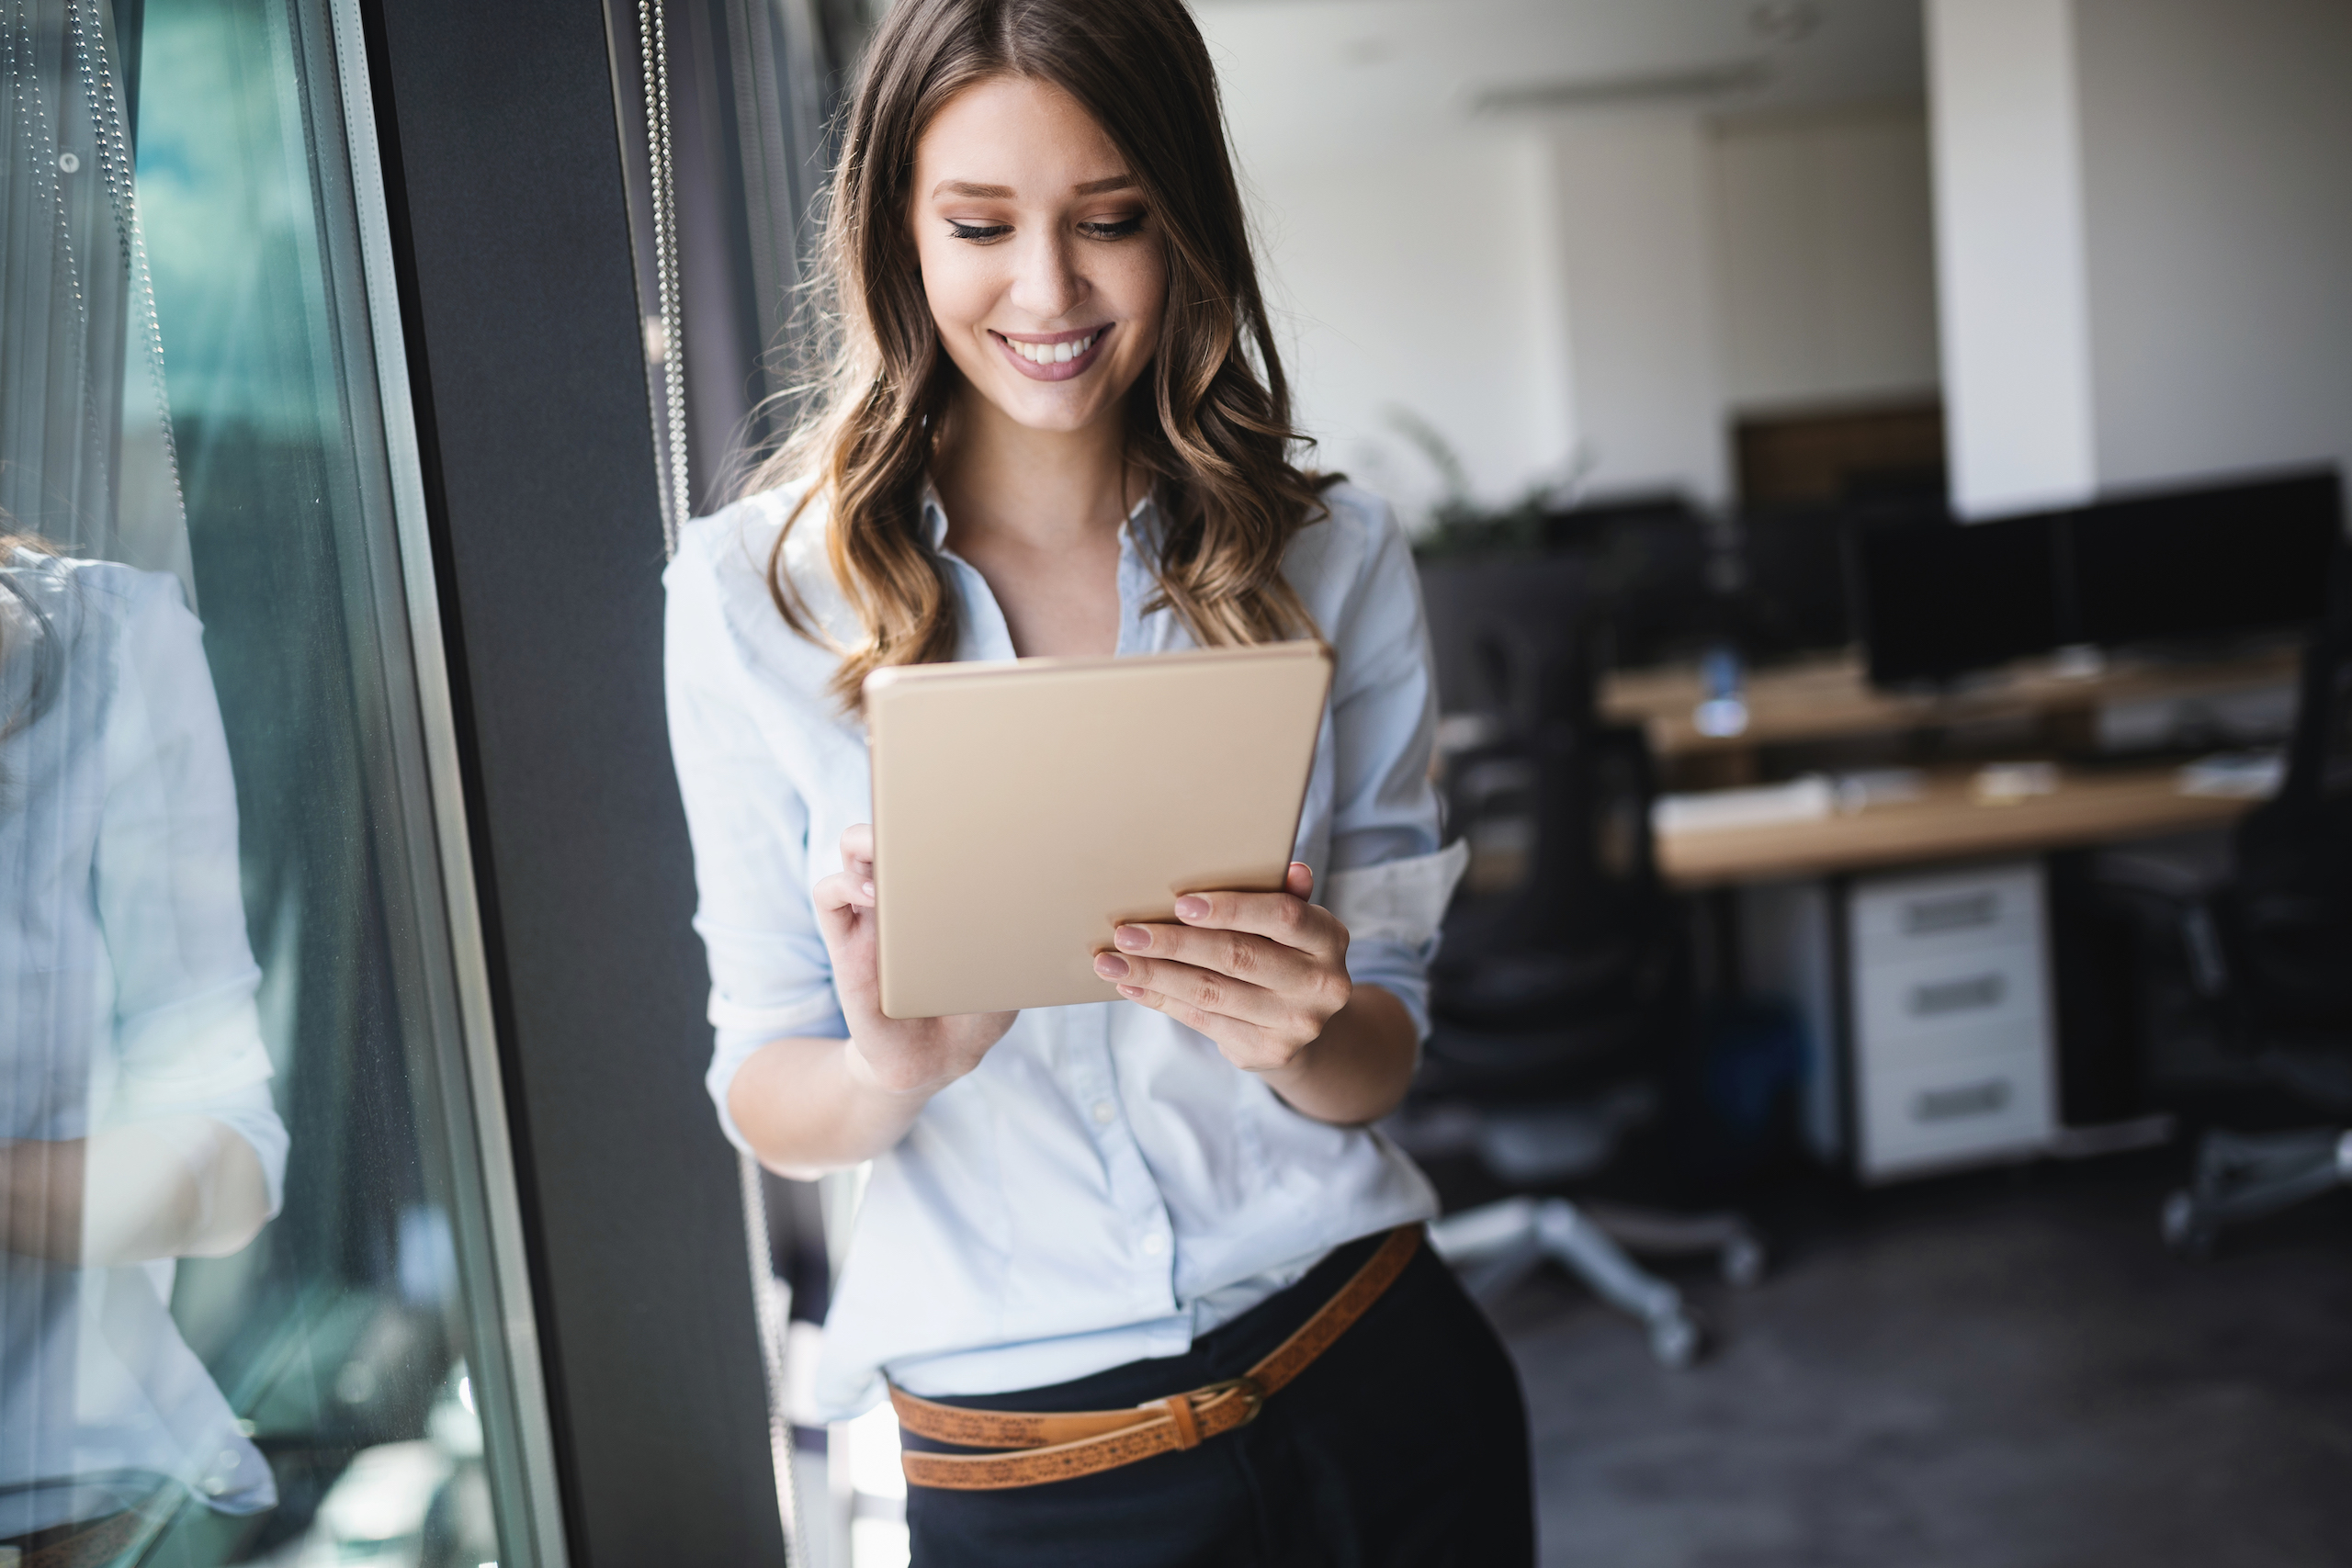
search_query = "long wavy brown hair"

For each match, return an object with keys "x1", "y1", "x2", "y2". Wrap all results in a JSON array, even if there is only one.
[
  {"x1": 740, "y1": 0, "x2": 1331, "y2": 708},
  {"x1": 0, "y1": 524, "x2": 62, "y2": 808}
]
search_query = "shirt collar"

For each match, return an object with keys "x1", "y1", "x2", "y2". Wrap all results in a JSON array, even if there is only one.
[
  {"x1": 917, "y1": 482, "x2": 951, "y2": 552},
  {"x1": 918, "y1": 479, "x2": 1161, "y2": 560}
]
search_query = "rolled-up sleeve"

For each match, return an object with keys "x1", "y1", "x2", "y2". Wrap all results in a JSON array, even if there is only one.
[
  {"x1": 663, "y1": 529, "x2": 847, "y2": 1153},
  {"x1": 96, "y1": 572, "x2": 288, "y2": 1212},
  {"x1": 1317, "y1": 495, "x2": 1464, "y2": 1041}
]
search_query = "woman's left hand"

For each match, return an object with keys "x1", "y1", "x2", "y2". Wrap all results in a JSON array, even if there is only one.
[{"x1": 1093, "y1": 863, "x2": 1351, "y2": 1074}]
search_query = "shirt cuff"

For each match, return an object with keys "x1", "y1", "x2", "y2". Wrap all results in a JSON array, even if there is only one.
[
  {"x1": 1345, "y1": 935, "x2": 1435, "y2": 1043},
  {"x1": 1326, "y1": 840, "x2": 1468, "y2": 947},
  {"x1": 707, "y1": 1010, "x2": 849, "y2": 1154},
  {"x1": 108, "y1": 1079, "x2": 291, "y2": 1218}
]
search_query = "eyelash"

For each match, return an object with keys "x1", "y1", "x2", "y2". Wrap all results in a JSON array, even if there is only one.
[{"x1": 946, "y1": 216, "x2": 1146, "y2": 243}]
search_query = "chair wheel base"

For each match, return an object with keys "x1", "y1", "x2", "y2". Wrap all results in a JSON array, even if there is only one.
[
  {"x1": 1648, "y1": 1312, "x2": 1703, "y2": 1369},
  {"x1": 2161, "y1": 1190, "x2": 2215, "y2": 1258}
]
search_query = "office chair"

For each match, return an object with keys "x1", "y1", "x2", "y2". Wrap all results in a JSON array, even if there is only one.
[
  {"x1": 1541, "y1": 494, "x2": 1727, "y2": 671},
  {"x1": 1732, "y1": 502, "x2": 1854, "y2": 664},
  {"x1": 2143, "y1": 549, "x2": 2352, "y2": 1255},
  {"x1": 1405, "y1": 556, "x2": 1760, "y2": 1366}
]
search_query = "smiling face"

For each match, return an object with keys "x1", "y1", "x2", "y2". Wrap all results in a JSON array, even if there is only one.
[{"x1": 908, "y1": 75, "x2": 1166, "y2": 437}]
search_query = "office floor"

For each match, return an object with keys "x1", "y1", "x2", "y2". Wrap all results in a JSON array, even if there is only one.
[{"x1": 1490, "y1": 1151, "x2": 2352, "y2": 1568}]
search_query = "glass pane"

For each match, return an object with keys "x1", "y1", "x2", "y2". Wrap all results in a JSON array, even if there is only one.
[{"x1": 3, "y1": 2, "x2": 539, "y2": 1564}]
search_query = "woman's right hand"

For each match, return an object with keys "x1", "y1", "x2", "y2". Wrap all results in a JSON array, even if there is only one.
[{"x1": 813, "y1": 823, "x2": 1017, "y2": 1096}]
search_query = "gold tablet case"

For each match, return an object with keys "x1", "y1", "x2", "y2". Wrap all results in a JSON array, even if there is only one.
[{"x1": 865, "y1": 640, "x2": 1333, "y2": 1019}]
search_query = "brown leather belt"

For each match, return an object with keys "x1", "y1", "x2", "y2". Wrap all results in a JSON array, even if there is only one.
[
  {"x1": 890, "y1": 1224, "x2": 1422, "y2": 1490},
  {"x1": 1, "y1": 1489, "x2": 178, "y2": 1568}
]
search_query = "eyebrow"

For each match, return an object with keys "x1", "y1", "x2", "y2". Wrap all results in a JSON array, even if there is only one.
[{"x1": 931, "y1": 175, "x2": 1137, "y2": 199}]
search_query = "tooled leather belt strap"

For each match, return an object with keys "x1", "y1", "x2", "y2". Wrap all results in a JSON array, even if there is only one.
[
  {"x1": 890, "y1": 1224, "x2": 1423, "y2": 1490},
  {"x1": 6, "y1": 1489, "x2": 179, "y2": 1568}
]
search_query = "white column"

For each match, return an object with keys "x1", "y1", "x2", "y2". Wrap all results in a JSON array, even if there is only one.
[
  {"x1": 1925, "y1": 0, "x2": 2096, "y2": 518},
  {"x1": 2073, "y1": 0, "x2": 2352, "y2": 492},
  {"x1": 1546, "y1": 112, "x2": 1729, "y2": 507}
]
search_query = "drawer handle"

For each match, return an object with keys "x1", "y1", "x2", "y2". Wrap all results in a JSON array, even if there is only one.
[
  {"x1": 1910, "y1": 973, "x2": 2005, "y2": 1017},
  {"x1": 1914, "y1": 1079, "x2": 2011, "y2": 1122},
  {"x1": 1903, "y1": 891, "x2": 1998, "y2": 935}
]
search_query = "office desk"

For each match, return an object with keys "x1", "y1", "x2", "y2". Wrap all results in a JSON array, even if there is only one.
[
  {"x1": 1605, "y1": 647, "x2": 2300, "y2": 760},
  {"x1": 1614, "y1": 625, "x2": 2284, "y2": 1179},
  {"x1": 1658, "y1": 761, "x2": 2264, "y2": 1179},
  {"x1": 1657, "y1": 762, "x2": 2256, "y2": 888}
]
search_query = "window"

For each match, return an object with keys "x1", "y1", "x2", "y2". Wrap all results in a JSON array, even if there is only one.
[{"x1": 3, "y1": 1, "x2": 553, "y2": 1562}]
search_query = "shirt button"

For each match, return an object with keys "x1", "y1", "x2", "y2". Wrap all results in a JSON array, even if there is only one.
[
  {"x1": 1141, "y1": 1232, "x2": 1169, "y2": 1258},
  {"x1": 1091, "y1": 1100, "x2": 1115, "y2": 1125}
]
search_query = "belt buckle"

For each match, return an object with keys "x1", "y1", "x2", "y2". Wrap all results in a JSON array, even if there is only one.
[{"x1": 1193, "y1": 1375, "x2": 1265, "y2": 1427}]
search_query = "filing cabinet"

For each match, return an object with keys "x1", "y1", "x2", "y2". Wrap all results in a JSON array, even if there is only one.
[{"x1": 1847, "y1": 861, "x2": 2057, "y2": 1180}]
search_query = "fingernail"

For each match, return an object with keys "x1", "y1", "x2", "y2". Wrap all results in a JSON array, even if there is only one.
[
  {"x1": 1117, "y1": 985, "x2": 1144, "y2": 998},
  {"x1": 1114, "y1": 926, "x2": 1148, "y2": 951},
  {"x1": 1095, "y1": 953, "x2": 1131, "y2": 979},
  {"x1": 862, "y1": 882, "x2": 875, "y2": 897},
  {"x1": 1174, "y1": 895, "x2": 1210, "y2": 919}
]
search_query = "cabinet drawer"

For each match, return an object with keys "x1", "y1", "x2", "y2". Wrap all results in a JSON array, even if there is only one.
[
  {"x1": 1860, "y1": 1049, "x2": 2053, "y2": 1179},
  {"x1": 1855, "y1": 942, "x2": 2048, "y2": 1062},
  {"x1": 1854, "y1": 1013, "x2": 2052, "y2": 1077},
  {"x1": 1850, "y1": 862, "x2": 2042, "y2": 965}
]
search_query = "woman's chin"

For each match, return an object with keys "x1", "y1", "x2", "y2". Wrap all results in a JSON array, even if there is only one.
[{"x1": 976, "y1": 376, "x2": 1127, "y2": 436}]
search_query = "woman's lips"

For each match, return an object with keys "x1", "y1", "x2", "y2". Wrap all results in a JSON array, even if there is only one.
[{"x1": 991, "y1": 324, "x2": 1110, "y2": 382}]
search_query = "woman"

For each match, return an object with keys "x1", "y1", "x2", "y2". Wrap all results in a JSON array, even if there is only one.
[
  {"x1": 663, "y1": 0, "x2": 1533, "y2": 1561},
  {"x1": 1, "y1": 535, "x2": 287, "y2": 1552}
]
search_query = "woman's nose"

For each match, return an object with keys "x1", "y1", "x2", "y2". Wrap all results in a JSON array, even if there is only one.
[{"x1": 1006, "y1": 231, "x2": 1084, "y2": 321}]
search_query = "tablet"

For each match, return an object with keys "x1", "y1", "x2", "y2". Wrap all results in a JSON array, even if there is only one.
[{"x1": 865, "y1": 640, "x2": 1333, "y2": 1019}]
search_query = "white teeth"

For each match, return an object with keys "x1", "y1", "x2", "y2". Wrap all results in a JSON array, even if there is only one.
[{"x1": 1009, "y1": 331, "x2": 1099, "y2": 365}]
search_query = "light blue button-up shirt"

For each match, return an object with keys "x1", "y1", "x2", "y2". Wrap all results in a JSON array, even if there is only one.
[
  {"x1": 1, "y1": 552, "x2": 286, "y2": 1535},
  {"x1": 663, "y1": 480, "x2": 1461, "y2": 1418}
]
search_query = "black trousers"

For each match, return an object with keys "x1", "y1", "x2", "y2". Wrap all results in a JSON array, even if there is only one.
[{"x1": 900, "y1": 1230, "x2": 1535, "y2": 1568}]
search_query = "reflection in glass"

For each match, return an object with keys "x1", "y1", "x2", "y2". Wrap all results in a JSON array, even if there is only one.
[
  {"x1": 1, "y1": 537, "x2": 283, "y2": 1541},
  {"x1": 5, "y1": 1, "x2": 519, "y2": 1562}
]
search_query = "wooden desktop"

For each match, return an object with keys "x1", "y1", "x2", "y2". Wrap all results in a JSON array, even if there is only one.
[
  {"x1": 1600, "y1": 644, "x2": 2296, "y2": 886},
  {"x1": 1600, "y1": 643, "x2": 2294, "y2": 1180},
  {"x1": 1655, "y1": 762, "x2": 2256, "y2": 888},
  {"x1": 1605, "y1": 644, "x2": 2297, "y2": 763}
]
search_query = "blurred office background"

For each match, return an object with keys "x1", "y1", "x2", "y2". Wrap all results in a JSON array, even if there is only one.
[
  {"x1": 645, "y1": 3, "x2": 2352, "y2": 1564},
  {"x1": 1228, "y1": 5, "x2": 2352, "y2": 1565},
  {"x1": 8, "y1": 1, "x2": 2346, "y2": 1566}
]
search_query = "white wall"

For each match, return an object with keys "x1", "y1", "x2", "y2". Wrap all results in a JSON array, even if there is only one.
[
  {"x1": 2074, "y1": 0, "x2": 2352, "y2": 492},
  {"x1": 1542, "y1": 103, "x2": 1943, "y2": 502},
  {"x1": 1713, "y1": 106, "x2": 1941, "y2": 414},
  {"x1": 1925, "y1": 0, "x2": 2097, "y2": 517},
  {"x1": 1928, "y1": 0, "x2": 2352, "y2": 513},
  {"x1": 1248, "y1": 104, "x2": 1948, "y2": 522},
  {"x1": 1200, "y1": 0, "x2": 1945, "y2": 522},
  {"x1": 1247, "y1": 137, "x2": 1575, "y2": 524},
  {"x1": 1546, "y1": 111, "x2": 1730, "y2": 505}
]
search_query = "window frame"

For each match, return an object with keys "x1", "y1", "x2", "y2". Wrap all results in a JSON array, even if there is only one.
[{"x1": 354, "y1": 0, "x2": 792, "y2": 1562}]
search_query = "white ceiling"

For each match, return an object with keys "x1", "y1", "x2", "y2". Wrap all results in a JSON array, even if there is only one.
[{"x1": 1195, "y1": 0, "x2": 1927, "y2": 173}]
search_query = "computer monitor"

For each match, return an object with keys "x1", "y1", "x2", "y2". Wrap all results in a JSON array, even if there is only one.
[
  {"x1": 1417, "y1": 552, "x2": 1592, "y2": 723},
  {"x1": 1738, "y1": 503, "x2": 1856, "y2": 660},
  {"x1": 2064, "y1": 470, "x2": 2343, "y2": 650},
  {"x1": 1544, "y1": 496, "x2": 1719, "y2": 670},
  {"x1": 1853, "y1": 511, "x2": 2064, "y2": 686}
]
